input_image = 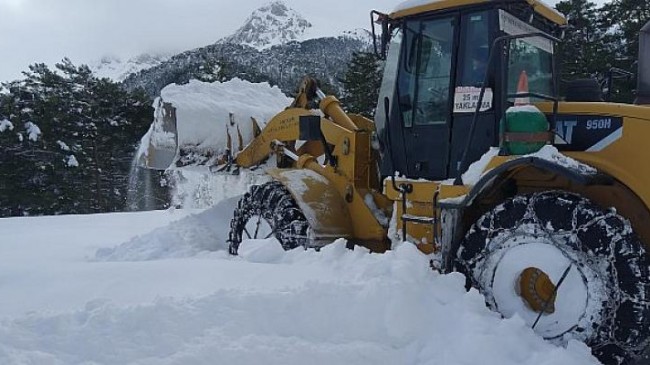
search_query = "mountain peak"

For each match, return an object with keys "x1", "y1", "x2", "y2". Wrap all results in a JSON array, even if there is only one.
[
  {"x1": 266, "y1": 1, "x2": 290, "y2": 17},
  {"x1": 222, "y1": 1, "x2": 312, "y2": 50}
]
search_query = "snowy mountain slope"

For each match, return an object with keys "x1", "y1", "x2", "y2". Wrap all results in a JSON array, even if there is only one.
[
  {"x1": 90, "y1": 53, "x2": 171, "y2": 82},
  {"x1": 122, "y1": 35, "x2": 370, "y2": 98},
  {"x1": 0, "y1": 199, "x2": 601, "y2": 364},
  {"x1": 222, "y1": 1, "x2": 313, "y2": 50},
  {"x1": 121, "y1": 1, "x2": 373, "y2": 96}
]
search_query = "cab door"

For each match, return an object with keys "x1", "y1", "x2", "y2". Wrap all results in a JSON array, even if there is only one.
[
  {"x1": 448, "y1": 10, "x2": 497, "y2": 177},
  {"x1": 397, "y1": 15, "x2": 458, "y2": 180}
]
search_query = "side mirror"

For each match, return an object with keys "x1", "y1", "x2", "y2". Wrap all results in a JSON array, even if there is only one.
[{"x1": 371, "y1": 10, "x2": 390, "y2": 60}]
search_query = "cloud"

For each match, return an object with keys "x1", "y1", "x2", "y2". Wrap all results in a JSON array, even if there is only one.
[
  {"x1": 0, "y1": 0, "x2": 565, "y2": 82},
  {"x1": 0, "y1": 0, "x2": 267, "y2": 81}
]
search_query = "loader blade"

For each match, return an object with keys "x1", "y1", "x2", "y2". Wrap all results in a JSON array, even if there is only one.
[
  {"x1": 143, "y1": 145, "x2": 177, "y2": 170},
  {"x1": 140, "y1": 102, "x2": 179, "y2": 170}
]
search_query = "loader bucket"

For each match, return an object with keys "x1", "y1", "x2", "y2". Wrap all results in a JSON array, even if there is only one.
[{"x1": 139, "y1": 101, "x2": 179, "y2": 170}]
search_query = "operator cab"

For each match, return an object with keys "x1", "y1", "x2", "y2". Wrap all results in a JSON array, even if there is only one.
[{"x1": 373, "y1": 0, "x2": 566, "y2": 181}]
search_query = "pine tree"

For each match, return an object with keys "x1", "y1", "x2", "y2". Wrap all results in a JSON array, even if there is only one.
[
  {"x1": 0, "y1": 60, "x2": 162, "y2": 217},
  {"x1": 556, "y1": 0, "x2": 610, "y2": 80},
  {"x1": 599, "y1": 0, "x2": 650, "y2": 101},
  {"x1": 341, "y1": 52, "x2": 383, "y2": 117}
]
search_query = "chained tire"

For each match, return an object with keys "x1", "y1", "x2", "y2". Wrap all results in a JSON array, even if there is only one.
[
  {"x1": 228, "y1": 181, "x2": 310, "y2": 255},
  {"x1": 455, "y1": 191, "x2": 650, "y2": 365}
]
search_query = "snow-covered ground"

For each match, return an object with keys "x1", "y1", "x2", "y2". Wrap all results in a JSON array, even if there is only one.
[{"x1": 0, "y1": 197, "x2": 601, "y2": 364}]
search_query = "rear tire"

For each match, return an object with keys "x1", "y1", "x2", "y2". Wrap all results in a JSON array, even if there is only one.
[
  {"x1": 228, "y1": 181, "x2": 310, "y2": 255},
  {"x1": 455, "y1": 191, "x2": 650, "y2": 365}
]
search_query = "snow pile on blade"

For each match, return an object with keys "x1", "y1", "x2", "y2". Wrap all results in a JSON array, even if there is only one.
[
  {"x1": 168, "y1": 165, "x2": 271, "y2": 209},
  {"x1": 0, "y1": 210, "x2": 600, "y2": 365},
  {"x1": 140, "y1": 78, "x2": 291, "y2": 165}
]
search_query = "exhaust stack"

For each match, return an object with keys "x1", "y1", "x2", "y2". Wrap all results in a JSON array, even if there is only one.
[{"x1": 636, "y1": 21, "x2": 650, "y2": 105}]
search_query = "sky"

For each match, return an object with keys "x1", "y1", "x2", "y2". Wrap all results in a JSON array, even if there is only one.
[{"x1": 0, "y1": 0, "x2": 576, "y2": 82}]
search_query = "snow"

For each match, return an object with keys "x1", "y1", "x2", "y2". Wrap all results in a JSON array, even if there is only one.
[
  {"x1": 56, "y1": 140, "x2": 70, "y2": 151},
  {"x1": 394, "y1": 0, "x2": 562, "y2": 20},
  {"x1": 525, "y1": 145, "x2": 597, "y2": 174},
  {"x1": 461, "y1": 147, "x2": 500, "y2": 186},
  {"x1": 459, "y1": 145, "x2": 597, "y2": 188},
  {"x1": 90, "y1": 53, "x2": 171, "y2": 82},
  {"x1": 65, "y1": 155, "x2": 79, "y2": 167},
  {"x1": 222, "y1": 1, "x2": 313, "y2": 50},
  {"x1": 394, "y1": 0, "x2": 443, "y2": 12},
  {"x1": 490, "y1": 239, "x2": 596, "y2": 339},
  {"x1": 0, "y1": 119, "x2": 13, "y2": 132},
  {"x1": 364, "y1": 193, "x2": 390, "y2": 227},
  {"x1": 169, "y1": 166, "x2": 271, "y2": 209},
  {"x1": 506, "y1": 104, "x2": 544, "y2": 114},
  {"x1": 143, "y1": 78, "x2": 291, "y2": 163},
  {"x1": 0, "y1": 205, "x2": 600, "y2": 365},
  {"x1": 24, "y1": 121, "x2": 41, "y2": 142}
]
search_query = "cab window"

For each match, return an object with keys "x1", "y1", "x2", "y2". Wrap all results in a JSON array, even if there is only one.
[
  {"x1": 496, "y1": 9, "x2": 554, "y2": 101},
  {"x1": 460, "y1": 11, "x2": 490, "y2": 87},
  {"x1": 399, "y1": 17, "x2": 455, "y2": 127},
  {"x1": 508, "y1": 41, "x2": 553, "y2": 100}
]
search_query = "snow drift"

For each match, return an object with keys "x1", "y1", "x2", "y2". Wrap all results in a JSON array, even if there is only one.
[{"x1": 0, "y1": 208, "x2": 601, "y2": 365}]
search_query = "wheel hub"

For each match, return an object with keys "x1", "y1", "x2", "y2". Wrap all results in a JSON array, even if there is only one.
[
  {"x1": 489, "y1": 239, "x2": 591, "y2": 339},
  {"x1": 243, "y1": 214, "x2": 274, "y2": 240},
  {"x1": 518, "y1": 267, "x2": 557, "y2": 314}
]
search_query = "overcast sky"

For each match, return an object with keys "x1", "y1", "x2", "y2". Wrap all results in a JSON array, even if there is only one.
[{"x1": 1, "y1": 0, "x2": 572, "y2": 82}]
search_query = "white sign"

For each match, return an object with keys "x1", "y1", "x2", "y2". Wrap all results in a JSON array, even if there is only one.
[
  {"x1": 453, "y1": 86, "x2": 493, "y2": 113},
  {"x1": 498, "y1": 10, "x2": 554, "y2": 54}
]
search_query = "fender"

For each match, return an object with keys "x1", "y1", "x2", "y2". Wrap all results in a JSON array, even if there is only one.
[
  {"x1": 267, "y1": 168, "x2": 354, "y2": 247},
  {"x1": 440, "y1": 156, "x2": 650, "y2": 250},
  {"x1": 462, "y1": 156, "x2": 614, "y2": 207}
]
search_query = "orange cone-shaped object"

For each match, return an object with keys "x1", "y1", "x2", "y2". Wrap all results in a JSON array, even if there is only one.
[{"x1": 514, "y1": 70, "x2": 530, "y2": 106}]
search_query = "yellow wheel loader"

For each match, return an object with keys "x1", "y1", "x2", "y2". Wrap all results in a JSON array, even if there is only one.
[{"x1": 141, "y1": 1, "x2": 650, "y2": 363}]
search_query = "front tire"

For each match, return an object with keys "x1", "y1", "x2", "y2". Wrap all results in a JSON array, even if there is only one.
[
  {"x1": 455, "y1": 191, "x2": 650, "y2": 365},
  {"x1": 228, "y1": 181, "x2": 310, "y2": 255}
]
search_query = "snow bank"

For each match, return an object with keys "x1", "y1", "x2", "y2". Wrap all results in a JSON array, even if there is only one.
[
  {"x1": 154, "y1": 78, "x2": 291, "y2": 156},
  {"x1": 95, "y1": 197, "x2": 239, "y2": 261},
  {"x1": 0, "y1": 234, "x2": 600, "y2": 365}
]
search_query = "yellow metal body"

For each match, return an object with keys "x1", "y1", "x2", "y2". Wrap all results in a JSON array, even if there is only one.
[
  {"x1": 225, "y1": 3, "x2": 649, "y2": 254},
  {"x1": 390, "y1": 0, "x2": 567, "y2": 25},
  {"x1": 380, "y1": 102, "x2": 650, "y2": 252},
  {"x1": 233, "y1": 91, "x2": 391, "y2": 252},
  {"x1": 233, "y1": 89, "x2": 650, "y2": 255},
  {"x1": 537, "y1": 102, "x2": 650, "y2": 246},
  {"x1": 518, "y1": 267, "x2": 557, "y2": 314},
  {"x1": 267, "y1": 168, "x2": 355, "y2": 245}
]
